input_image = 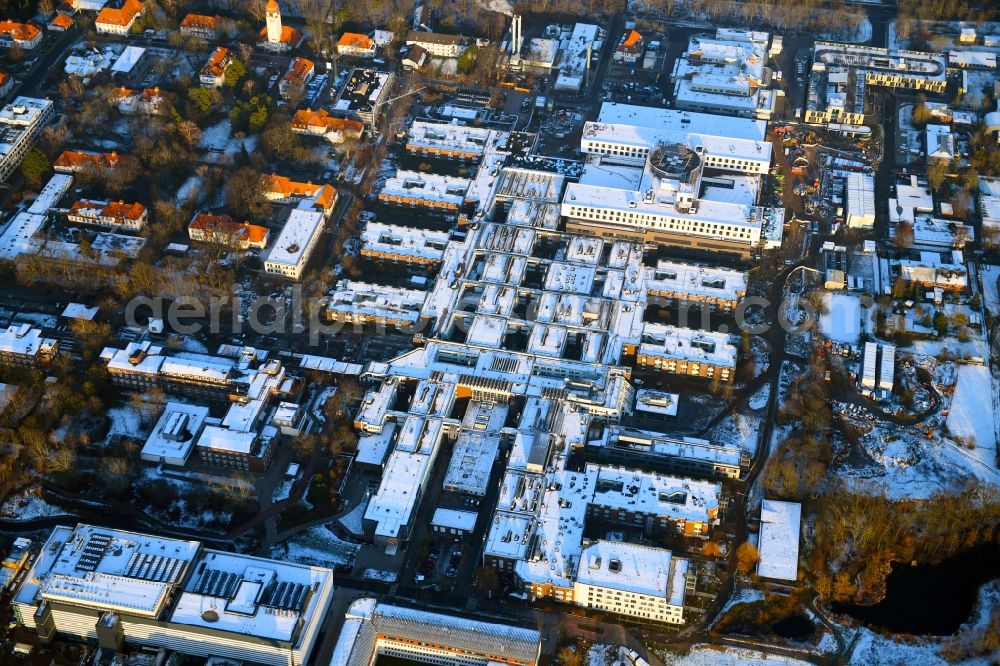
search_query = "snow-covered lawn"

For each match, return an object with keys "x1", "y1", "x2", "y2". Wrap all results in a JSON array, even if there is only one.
[
  {"x1": 711, "y1": 412, "x2": 761, "y2": 455},
  {"x1": 272, "y1": 478, "x2": 294, "y2": 503},
  {"x1": 945, "y1": 364, "x2": 997, "y2": 469},
  {"x1": 105, "y1": 404, "x2": 146, "y2": 440},
  {"x1": 843, "y1": 422, "x2": 1000, "y2": 499},
  {"x1": 337, "y1": 498, "x2": 367, "y2": 536},
  {"x1": 820, "y1": 293, "x2": 864, "y2": 344},
  {"x1": 587, "y1": 644, "x2": 633, "y2": 666},
  {"x1": 716, "y1": 586, "x2": 765, "y2": 619},
  {"x1": 175, "y1": 175, "x2": 204, "y2": 206},
  {"x1": 659, "y1": 644, "x2": 812, "y2": 665},
  {"x1": 272, "y1": 525, "x2": 359, "y2": 567},
  {"x1": 1, "y1": 488, "x2": 66, "y2": 520},
  {"x1": 198, "y1": 120, "x2": 258, "y2": 162},
  {"x1": 748, "y1": 384, "x2": 770, "y2": 411}
]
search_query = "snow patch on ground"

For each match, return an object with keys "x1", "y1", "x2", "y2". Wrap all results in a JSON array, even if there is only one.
[
  {"x1": 843, "y1": 424, "x2": 999, "y2": 499},
  {"x1": 105, "y1": 405, "x2": 145, "y2": 440},
  {"x1": 199, "y1": 120, "x2": 258, "y2": 162},
  {"x1": 272, "y1": 525, "x2": 359, "y2": 567},
  {"x1": 0, "y1": 488, "x2": 66, "y2": 519},
  {"x1": 272, "y1": 478, "x2": 293, "y2": 503},
  {"x1": 748, "y1": 384, "x2": 770, "y2": 411},
  {"x1": 847, "y1": 629, "x2": 949, "y2": 665},
  {"x1": 176, "y1": 175, "x2": 204, "y2": 206},
  {"x1": 711, "y1": 412, "x2": 761, "y2": 456},
  {"x1": 337, "y1": 498, "x2": 368, "y2": 537},
  {"x1": 716, "y1": 586, "x2": 765, "y2": 618},
  {"x1": 587, "y1": 644, "x2": 633, "y2": 666},
  {"x1": 363, "y1": 568, "x2": 397, "y2": 582},
  {"x1": 660, "y1": 644, "x2": 813, "y2": 665}
]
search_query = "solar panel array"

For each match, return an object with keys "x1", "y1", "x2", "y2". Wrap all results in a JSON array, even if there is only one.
[
  {"x1": 258, "y1": 580, "x2": 310, "y2": 611},
  {"x1": 123, "y1": 552, "x2": 186, "y2": 583},
  {"x1": 192, "y1": 568, "x2": 240, "y2": 599},
  {"x1": 75, "y1": 533, "x2": 113, "y2": 572}
]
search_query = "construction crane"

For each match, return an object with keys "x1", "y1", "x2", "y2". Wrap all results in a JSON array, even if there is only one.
[{"x1": 372, "y1": 85, "x2": 428, "y2": 113}]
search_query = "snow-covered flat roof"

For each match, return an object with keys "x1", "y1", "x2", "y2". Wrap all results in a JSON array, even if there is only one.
[
  {"x1": 394, "y1": 414, "x2": 444, "y2": 454},
  {"x1": 0, "y1": 324, "x2": 57, "y2": 359},
  {"x1": 406, "y1": 121, "x2": 495, "y2": 158},
  {"x1": 756, "y1": 499, "x2": 801, "y2": 581},
  {"x1": 365, "y1": 449, "x2": 434, "y2": 538},
  {"x1": 443, "y1": 431, "x2": 501, "y2": 496},
  {"x1": 589, "y1": 464, "x2": 720, "y2": 524},
  {"x1": 0, "y1": 96, "x2": 52, "y2": 127},
  {"x1": 466, "y1": 314, "x2": 507, "y2": 348},
  {"x1": 505, "y1": 199, "x2": 561, "y2": 228},
  {"x1": 479, "y1": 223, "x2": 536, "y2": 255},
  {"x1": 355, "y1": 378, "x2": 398, "y2": 432},
  {"x1": 265, "y1": 209, "x2": 325, "y2": 268},
  {"x1": 606, "y1": 428, "x2": 743, "y2": 468},
  {"x1": 409, "y1": 378, "x2": 456, "y2": 418},
  {"x1": 595, "y1": 102, "x2": 767, "y2": 141},
  {"x1": 979, "y1": 177, "x2": 1000, "y2": 228},
  {"x1": 814, "y1": 41, "x2": 946, "y2": 82},
  {"x1": 15, "y1": 524, "x2": 200, "y2": 614},
  {"x1": 431, "y1": 507, "x2": 478, "y2": 532},
  {"x1": 360, "y1": 222, "x2": 450, "y2": 262},
  {"x1": 196, "y1": 425, "x2": 257, "y2": 454},
  {"x1": 633, "y1": 389, "x2": 680, "y2": 416},
  {"x1": 544, "y1": 261, "x2": 596, "y2": 294},
  {"x1": 327, "y1": 280, "x2": 427, "y2": 324},
  {"x1": 171, "y1": 549, "x2": 333, "y2": 643},
  {"x1": 111, "y1": 45, "x2": 146, "y2": 73},
  {"x1": 575, "y1": 540, "x2": 686, "y2": 603},
  {"x1": 496, "y1": 168, "x2": 566, "y2": 204},
  {"x1": 563, "y1": 182, "x2": 770, "y2": 236},
  {"x1": 141, "y1": 402, "x2": 210, "y2": 465},
  {"x1": 527, "y1": 323, "x2": 568, "y2": 357},
  {"x1": 636, "y1": 323, "x2": 737, "y2": 367},
  {"x1": 644, "y1": 260, "x2": 747, "y2": 303},
  {"x1": 484, "y1": 511, "x2": 534, "y2": 560},
  {"x1": 379, "y1": 170, "x2": 471, "y2": 206},
  {"x1": 356, "y1": 421, "x2": 395, "y2": 466},
  {"x1": 367, "y1": 602, "x2": 540, "y2": 664}
]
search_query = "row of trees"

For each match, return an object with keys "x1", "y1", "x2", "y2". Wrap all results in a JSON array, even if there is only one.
[{"x1": 632, "y1": 0, "x2": 865, "y2": 35}]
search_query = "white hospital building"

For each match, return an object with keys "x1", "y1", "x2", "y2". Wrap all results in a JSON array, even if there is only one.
[{"x1": 12, "y1": 524, "x2": 334, "y2": 666}]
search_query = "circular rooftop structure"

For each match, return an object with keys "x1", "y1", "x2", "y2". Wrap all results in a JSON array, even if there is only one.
[
  {"x1": 648, "y1": 143, "x2": 702, "y2": 183},
  {"x1": 986, "y1": 111, "x2": 1000, "y2": 132}
]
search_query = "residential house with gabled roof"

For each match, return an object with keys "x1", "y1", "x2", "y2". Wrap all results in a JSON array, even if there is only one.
[
  {"x1": 290, "y1": 108, "x2": 363, "y2": 144},
  {"x1": 95, "y1": 0, "x2": 143, "y2": 34}
]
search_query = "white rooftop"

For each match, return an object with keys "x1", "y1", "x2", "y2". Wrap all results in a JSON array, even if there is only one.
[
  {"x1": 15, "y1": 524, "x2": 200, "y2": 617},
  {"x1": 756, "y1": 499, "x2": 801, "y2": 581},
  {"x1": 635, "y1": 323, "x2": 737, "y2": 368},
  {"x1": 594, "y1": 102, "x2": 767, "y2": 142},
  {"x1": 443, "y1": 431, "x2": 501, "y2": 496},
  {"x1": 360, "y1": 222, "x2": 449, "y2": 262},
  {"x1": 171, "y1": 549, "x2": 333, "y2": 643},
  {"x1": 265, "y1": 208, "x2": 325, "y2": 268},
  {"x1": 431, "y1": 507, "x2": 478, "y2": 532},
  {"x1": 379, "y1": 170, "x2": 471, "y2": 206},
  {"x1": 140, "y1": 402, "x2": 210, "y2": 465},
  {"x1": 576, "y1": 540, "x2": 687, "y2": 605}
]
